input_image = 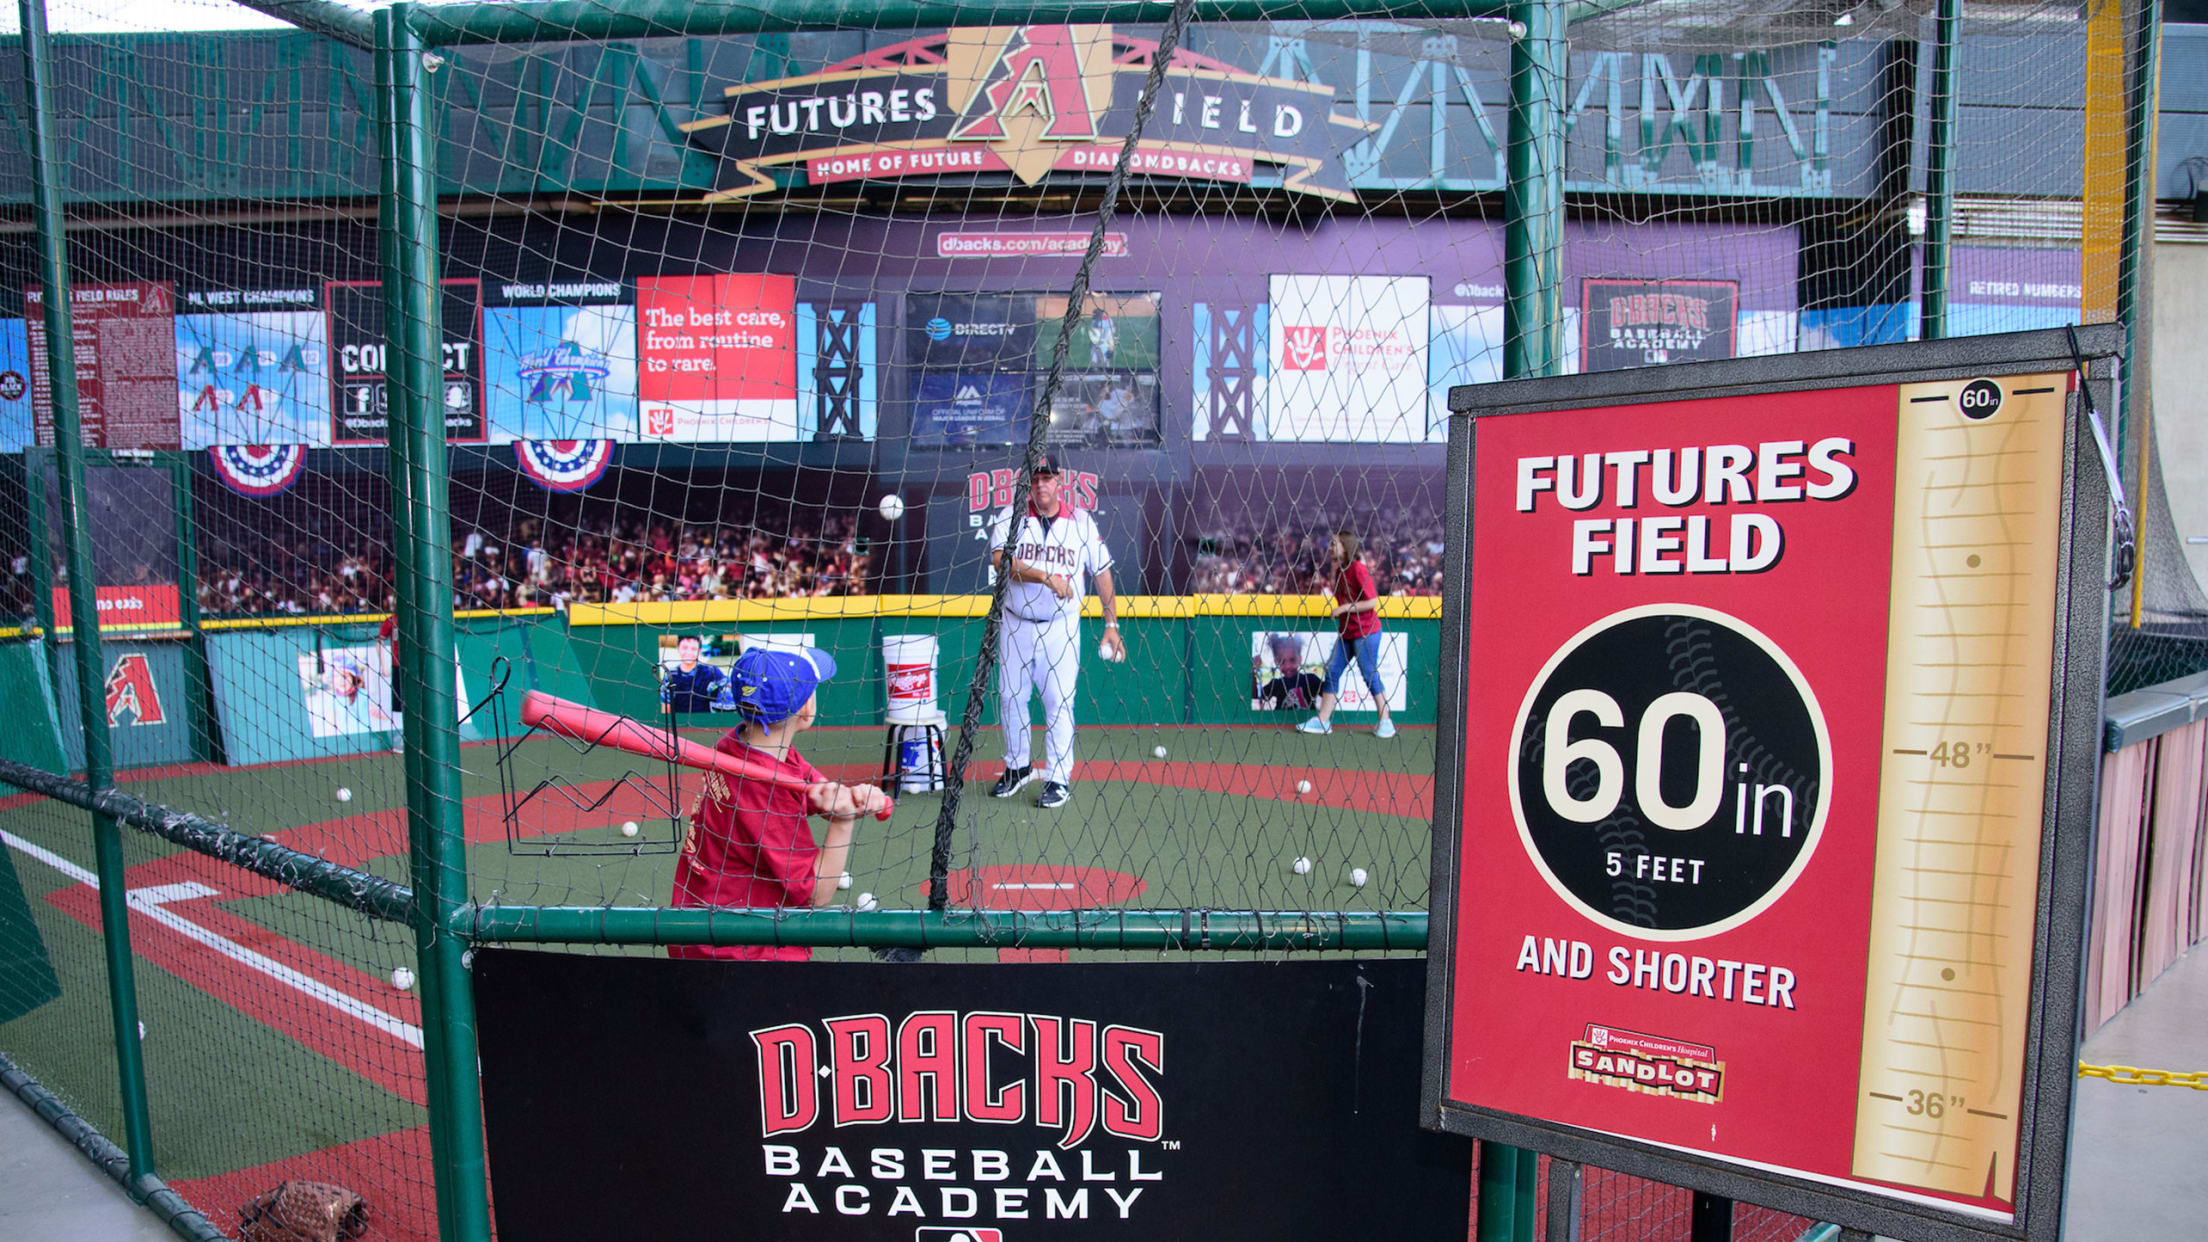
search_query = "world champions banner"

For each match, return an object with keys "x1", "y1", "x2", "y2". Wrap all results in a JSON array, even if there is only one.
[
  {"x1": 476, "y1": 952, "x2": 1468, "y2": 1242},
  {"x1": 1423, "y1": 329, "x2": 2117, "y2": 1242}
]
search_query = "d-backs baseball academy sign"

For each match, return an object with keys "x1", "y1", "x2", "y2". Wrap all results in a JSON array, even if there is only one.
[
  {"x1": 1424, "y1": 328, "x2": 2118, "y2": 1242},
  {"x1": 681, "y1": 26, "x2": 1368, "y2": 201},
  {"x1": 476, "y1": 952, "x2": 1467, "y2": 1242}
]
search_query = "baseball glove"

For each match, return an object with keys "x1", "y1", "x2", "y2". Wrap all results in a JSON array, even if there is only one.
[{"x1": 238, "y1": 1180, "x2": 369, "y2": 1242}]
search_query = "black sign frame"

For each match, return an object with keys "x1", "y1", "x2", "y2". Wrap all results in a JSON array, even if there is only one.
[{"x1": 1422, "y1": 326, "x2": 2122, "y2": 1242}]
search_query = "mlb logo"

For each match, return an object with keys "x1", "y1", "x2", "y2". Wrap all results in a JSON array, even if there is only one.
[
  {"x1": 1282, "y1": 325, "x2": 1329, "y2": 371},
  {"x1": 645, "y1": 407, "x2": 676, "y2": 436},
  {"x1": 916, "y1": 1230, "x2": 1004, "y2": 1242}
]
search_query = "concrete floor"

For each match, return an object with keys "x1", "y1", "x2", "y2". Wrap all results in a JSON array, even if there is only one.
[
  {"x1": 2061, "y1": 943, "x2": 2208, "y2": 1242},
  {"x1": 0, "y1": 1101, "x2": 176, "y2": 1242},
  {"x1": 1, "y1": 947, "x2": 2202, "y2": 1242}
]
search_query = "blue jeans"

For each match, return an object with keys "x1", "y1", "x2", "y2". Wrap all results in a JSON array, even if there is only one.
[{"x1": 1324, "y1": 633, "x2": 1385, "y2": 702}]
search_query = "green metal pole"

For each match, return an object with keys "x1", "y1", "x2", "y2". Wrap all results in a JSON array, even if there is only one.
[
  {"x1": 17, "y1": 0, "x2": 158, "y2": 1182},
  {"x1": 1492, "y1": 5, "x2": 1564, "y2": 1238},
  {"x1": 1503, "y1": 0, "x2": 1565, "y2": 382},
  {"x1": 375, "y1": 9, "x2": 492, "y2": 1242},
  {"x1": 2114, "y1": 0, "x2": 2160, "y2": 469},
  {"x1": 1919, "y1": 0, "x2": 1960, "y2": 341}
]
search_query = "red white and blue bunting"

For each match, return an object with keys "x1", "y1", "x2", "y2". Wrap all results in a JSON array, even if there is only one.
[
  {"x1": 208, "y1": 444, "x2": 307, "y2": 497},
  {"x1": 513, "y1": 439, "x2": 614, "y2": 493}
]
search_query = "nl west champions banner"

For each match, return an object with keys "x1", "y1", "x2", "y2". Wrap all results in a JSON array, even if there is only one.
[{"x1": 476, "y1": 953, "x2": 1469, "y2": 1242}]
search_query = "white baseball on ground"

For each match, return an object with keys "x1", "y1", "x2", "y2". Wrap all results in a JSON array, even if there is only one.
[
  {"x1": 1349, "y1": 867, "x2": 1369, "y2": 888},
  {"x1": 856, "y1": 892, "x2": 879, "y2": 912},
  {"x1": 1296, "y1": 779, "x2": 1312, "y2": 794},
  {"x1": 878, "y1": 494, "x2": 905, "y2": 521},
  {"x1": 391, "y1": 966, "x2": 415, "y2": 991},
  {"x1": 1293, "y1": 856, "x2": 1312, "y2": 875},
  {"x1": 620, "y1": 820, "x2": 640, "y2": 838},
  {"x1": 1153, "y1": 745, "x2": 1168, "y2": 759},
  {"x1": 334, "y1": 787, "x2": 352, "y2": 803},
  {"x1": 838, "y1": 871, "x2": 853, "y2": 890}
]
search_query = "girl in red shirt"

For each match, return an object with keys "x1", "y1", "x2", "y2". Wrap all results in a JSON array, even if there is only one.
[{"x1": 1298, "y1": 530, "x2": 1398, "y2": 739}]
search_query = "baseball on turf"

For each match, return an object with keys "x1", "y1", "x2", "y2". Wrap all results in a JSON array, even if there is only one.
[
  {"x1": 856, "y1": 892, "x2": 879, "y2": 912},
  {"x1": 1153, "y1": 745, "x2": 1168, "y2": 759},
  {"x1": 1292, "y1": 856, "x2": 1312, "y2": 875},
  {"x1": 878, "y1": 494, "x2": 905, "y2": 521},
  {"x1": 1296, "y1": 779, "x2": 1312, "y2": 794},
  {"x1": 620, "y1": 820, "x2": 640, "y2": 838},
  {"x1": 1349, "y1": 867, "x2": 1369, "y2": 888},
  {"x1": 391, "y1": 966, "x2": 416, "y2": 990},
  {"x1": 334, "y1": 786, "x2": 352, "y2": 803}
]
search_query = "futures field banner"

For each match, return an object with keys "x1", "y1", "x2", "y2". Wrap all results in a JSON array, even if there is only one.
[
  {"x1": 477, "y1": 953, "x2": 1468, "y2": 1242},
  {"x1": 1426, "y1": 332, "x2": 2112, "y2": 1242}
]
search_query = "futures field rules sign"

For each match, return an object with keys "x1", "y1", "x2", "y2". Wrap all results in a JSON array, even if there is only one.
[{"x1": 1428, "y1": 350, "x2": 2100, "y2": 1235}]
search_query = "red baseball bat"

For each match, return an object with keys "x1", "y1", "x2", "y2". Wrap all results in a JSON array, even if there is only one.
[{"x1": 520, "y1": 691, "x2": 894, "y2": 822}]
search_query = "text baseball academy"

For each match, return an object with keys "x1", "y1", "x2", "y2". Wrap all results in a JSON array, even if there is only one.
[{"x1": 749, "y1": 1012, "x2": 1173, "y2": 1223}]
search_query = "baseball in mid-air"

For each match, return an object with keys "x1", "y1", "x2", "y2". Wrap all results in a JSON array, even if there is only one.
[
  {"x1": 391, "y1": 966, "x2": 416, "y2": 991},
  {"x1": 838, "y1": 871, "x2": 853, "y2": 890},
  {"x1": 1296, "y1": 779, "x2": 1313, "y2": 794},
  {"x1": 1153, "y1": 745, "x2": 1168, "y2": 759},
  {"x1": 856, "y1": 892, "x2": 879, "y2": 912},
  {"x1": 878, "y1": 494, "x2": 905, "y2": 521},
  {"x1": 334, "y1": 786, "x2": 352, "y2": 803},
  {"x1": 620, "y1": 820, "x2": 640, "y2": 838},
  {"x1": 1349, "y1": 867, "x2": 1369, "y2": 888},
  {"x1": 1292, "y1": 856, "x2": 1312, "y2": 875}
]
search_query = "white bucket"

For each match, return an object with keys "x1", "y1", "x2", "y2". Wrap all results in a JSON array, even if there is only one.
[{"x1": 883, "y1": 633, "x2": 939, "y2": 714}]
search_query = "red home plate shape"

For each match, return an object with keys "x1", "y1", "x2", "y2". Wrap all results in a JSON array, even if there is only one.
[{"x1": 929, "y1": 864, "x2": 1145, "y2": 912}]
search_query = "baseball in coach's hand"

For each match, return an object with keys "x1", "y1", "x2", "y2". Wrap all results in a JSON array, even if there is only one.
[{"x1": 1097, "y1": 638, "x2": 1125, "y2": 663}]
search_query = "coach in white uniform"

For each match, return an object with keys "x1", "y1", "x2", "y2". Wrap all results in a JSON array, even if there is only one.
[{"x1": 988, "y1": 454, "x2": 1122, "y2": 809}]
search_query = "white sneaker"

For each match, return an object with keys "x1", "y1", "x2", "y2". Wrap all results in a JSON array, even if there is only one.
[
  {"x1": 1297, "y1": 718, "x2": 1331, "y2": 735},
  {"x1": 1375, "y1": 720, "x2": 1397, "y2": 739}
]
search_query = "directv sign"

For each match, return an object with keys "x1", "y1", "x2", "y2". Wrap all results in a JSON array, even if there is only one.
[{"x1": 682, "y1": 25, "x2": 1371, "y2": 200}]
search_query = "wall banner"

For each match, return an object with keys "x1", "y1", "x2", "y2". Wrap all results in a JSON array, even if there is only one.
[
  {"x1": 327, "y1": 279, "x2": 485, "y2": 445},
  {"x1": 1424, "y1": 328, "x2": 2119, "y2": 1242},
  {"x1": 1579, "y1": 278, "x2": 1740, "y2": 373},
  {"x1": 477, "y1": 952, "x2": 1469, "y2": 1242}
]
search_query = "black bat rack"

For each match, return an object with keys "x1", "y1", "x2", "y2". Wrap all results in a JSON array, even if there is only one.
[{"x1": 478, "y1": 657, "x2": 686, "y2": 858}]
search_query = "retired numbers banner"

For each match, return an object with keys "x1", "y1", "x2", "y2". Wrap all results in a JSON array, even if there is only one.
[{"x1": 1426, "y1": 333, "x2": 2111, "y2": 1242}]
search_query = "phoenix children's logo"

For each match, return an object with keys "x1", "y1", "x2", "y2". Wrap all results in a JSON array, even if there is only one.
[
  {"x1": 1567, "y1": 1024, "x2": 1725, "y2": 1105},
  {"x1": 751, "y1": 1011, "x2": 1164, "y2": 1148},
  {"x1": 104, "y1": 654, "x2": 166, "y2": 727},
  {"x1": 1281, "y1": 325, "x2": 1329, "y2": 371},
  {"x1": 644, "y1": 407, "x2": 676, "y2": 436}
]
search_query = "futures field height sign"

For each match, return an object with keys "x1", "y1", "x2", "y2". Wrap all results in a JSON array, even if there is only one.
[{"x1": 1427, "y1": 343, "x2": 2104, "y2": 1242}]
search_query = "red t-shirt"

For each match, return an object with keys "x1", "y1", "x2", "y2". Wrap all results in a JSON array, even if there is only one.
[
  {"x1": 669, "y1": 732, "x2": 826, "y2": 962},
  {"x1": 1335, "y1": 559, "x2": 1382, "y2": 642}
]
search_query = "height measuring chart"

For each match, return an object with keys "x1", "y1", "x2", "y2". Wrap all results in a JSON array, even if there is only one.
[{"x1": 1425, "y1": 333, "x2": 2110, "y2": 1242}]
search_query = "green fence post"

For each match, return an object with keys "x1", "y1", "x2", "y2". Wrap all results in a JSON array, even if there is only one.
[
  {"x1": 1919, "y1": 0, "x2": 1960, "y2": 341},
  {"x1": 1489, "y1": 2, "x2": 1564, "y2": 1238},
  {"x1": 375, "y1": 8, "x2": 493, "y2": 1242},
  {"x1": 16, "y1": 0, "x2": 158, "y2": 1183},
  {"x1": 1503, "y1": 0, "x2": 1565, "y2": 382}
]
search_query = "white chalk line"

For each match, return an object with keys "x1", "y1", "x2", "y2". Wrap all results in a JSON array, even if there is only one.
[{"x1": 1, "y1": 829, "x2": 424, "y2": 1049}]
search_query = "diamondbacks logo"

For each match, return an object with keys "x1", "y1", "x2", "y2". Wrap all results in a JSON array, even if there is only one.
[
  {"x1": 967, "y1": 469, "x2": 1101, "y2": 514},
  {"x1": 1281, "y1": 325, "x2": 1329, "y2": 371},
  {"x1": 1567, "y1": 1024, "x2": 1724, "y2": 1104},
  {"x1": 686, "y1": 24, "x2": 1369, "y2": 201},
  {"x1": 104, "y1": 654, "x2": 166, "y2": 727},
  {"x1": 752, "y1": 1012, "x2": 1164, "y2": 1148}
]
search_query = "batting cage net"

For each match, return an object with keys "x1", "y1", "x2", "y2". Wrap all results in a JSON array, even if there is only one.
[{"x1": 0, "y1": 0, "x2": 2166, "y2": 1239}]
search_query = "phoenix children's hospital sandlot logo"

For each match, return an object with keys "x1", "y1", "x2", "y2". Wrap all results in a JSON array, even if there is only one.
[{"x1": 1281, "y1": 325, "x2": 1328, "y2": 370}]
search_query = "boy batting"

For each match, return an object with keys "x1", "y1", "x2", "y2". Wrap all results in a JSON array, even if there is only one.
[{"x1": 989, "y1": 453, "x2": 1121, "y2": 809}]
